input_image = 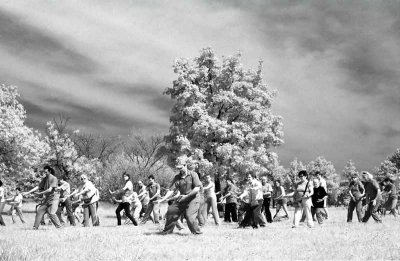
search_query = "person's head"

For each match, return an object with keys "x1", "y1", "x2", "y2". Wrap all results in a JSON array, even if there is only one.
[
  {"x1": 246, "y1": 173, "x2": 253, "y2": 181},
  {"x1": 80, "y1": 174, "x2": 88, "y2": 184},
  {"x1": 205, "y1": 174, "x2": 212, "y2": 183},
  {"x1": 123, "y1": 172, "x2": 130, "y2": 181},
  {"x1": 351, "y1": 173, "x2": 359, "y2": 181},
  {"x1": 313, "y1": 178, "x2": 320, "y2": 188},
  {"x1": 361, "y1": 171, "x2": 373, "y2": 182},
  {"x1": 60, "y1": 176, "x2": 69, "y2": 184},
  {"x1": 261, "y1": 176, "x2": 268, "y2": 185},
  {"x1": 298, "y1": 170, "x2": 308, "y2": 181},
  {"x1": 315, "y1": 171, "x2": 322, "y2": 178},
  {"x1": 176, "y1": 163, "x2": 187, "y2": 174},
  {"x1": 138, "y1": 180, "x2": 144, "y2": 187},
  {"x1": 15, "y1": 187, "x2": 22, "y2": 194},
  {"x1": 43, "y1": 165, "x2": 55, "y2": 177},
  {"x1": 148, "y1": 175, "x2": 155, "y2": 185},
  {"x1": 383, "y1": 177, "x2": 393, "y2": 185},
  {"x1": 274, "y1": 180, "x2": 281, "y2": 187}
]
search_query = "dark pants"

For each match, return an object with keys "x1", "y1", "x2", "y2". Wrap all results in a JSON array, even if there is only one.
[
  {"x1": 240, "y1": 203, "x2": 254, "y2": 227},
  {"x1": 0, "y1": 201, "x2": 6, "y2": 226},
  {"x1": 142, "y1": 201, "x2": 159, "y2": 224},
  {"x1": 262, "y1": 197, "x2": 273, "y2": 223},
  {"x1": 362, "y1": 201, "x2": 382, "y2": 223},
  {"x1": 347, "y1": 199, "x2": 363, "y2": 222},
  {"x1": 116, "y1": 202, "x2": 138, "y2": 226},
  {"x1": 163, "y1": 197, "x2": 201, "y2": 234},
  {"x1": 140, "y1": 203, "x2": 148, "y2": 218},
  {"x1": 311, "y1": 207, "x2": 325, "y2": 224},
  {"x1": 224, "y1": 203, "x2": 237, "y2": 222},
  {"x1": 56, "y1": 198, "x2": 76, "y2": 226}
]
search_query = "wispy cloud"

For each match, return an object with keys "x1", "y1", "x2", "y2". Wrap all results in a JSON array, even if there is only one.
[{"x1": 0, "y1": 0, "x2": 399, "y2": 170}]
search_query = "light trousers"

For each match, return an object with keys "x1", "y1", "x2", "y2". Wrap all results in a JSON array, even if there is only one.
[{"x1": 293, "y1": 198, "x2": 313, "y2": 228}]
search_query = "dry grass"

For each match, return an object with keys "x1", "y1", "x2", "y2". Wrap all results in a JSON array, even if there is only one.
[{"x1": 1, "y1": 202, "x2": 399, "y2": 261}]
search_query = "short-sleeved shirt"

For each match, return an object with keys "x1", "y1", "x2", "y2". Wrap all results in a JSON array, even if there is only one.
[
  {"x1": 59, "y1": 182, "x2": 71, "y2": 199},
  {"x1": 130, "y1": 191, "x2": 141, "y2": 207},
  {"x1": 81, "y1": 181, "x2": 97, "y2": 201},
  {"x1": 294, "y1": 180, "x2": 312, "y2": 202},
  {"x1": 123, "y1": 181, "x2": 134, "y2": 198},
  {"x1": 147, "y1": 183, "x2": 161, "y2": 202},
  {"x1": 139, "y1": 186, "x2": 150, "y2": 206},
  {"x1": 13, "y1": 194, "x2": 23, "y2": 208},
  {"x1": 38, "y1": 174, "x2": 60, "y2": 202},
  {"x1": 349, "y1": 180, "x2": 364, "y2": 200},
  {"x1": 170, "y1": 171, "x2": 201, "y2": 197},
  {"x1": 364, "y1": 179, "x2": 382, "y2": 202},
  {"x1": 204, "y1": 182, "x2": 216, "y2": 198},
  {"x1": 312, "y1": 186, "x2": 327, "y2": 208},
  {"x1": 224, "y1": 184, "x2": 238, "y2": 204},
  {"x1": 262, "y1": 183, "x2": 273, "y2": 199},
  {"x1": 273, "y1": 186, "x2": 285, "y2": 199},
  {"x1": 384, "y1": 183, "x2": 397, "y2": 199},
  {"x1": 0, "y1": 187, "x2": 5, "y2": 203},
  {"x1": 249, "y1": 180, "x2": 263, "y2": 205}
]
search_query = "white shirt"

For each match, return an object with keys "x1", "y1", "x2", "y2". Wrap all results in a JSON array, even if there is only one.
[
  {"x1": 0, "y1": 187, "x2": 5, "y2": 203},
  {"x1": 14, "y1": 194, "x2": 23, "y2": 208}
]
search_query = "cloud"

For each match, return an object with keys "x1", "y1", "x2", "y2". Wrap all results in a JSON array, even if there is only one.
[{"x1": 0, "y1": 0, "x2": 399, "y2": 171}]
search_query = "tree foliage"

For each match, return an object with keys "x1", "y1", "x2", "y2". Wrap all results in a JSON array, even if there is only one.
[
  {"x1": 307, "y1": 156, "x2": 339, "y2": 190},
  {"x1": 342, "y1": 160, "x2": 358, "y2": 181},
  {"x1": 164, "y1": 48, "x2": 284, "y2": 180}
]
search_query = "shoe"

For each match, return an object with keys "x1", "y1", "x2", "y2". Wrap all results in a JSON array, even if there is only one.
[
  {"x1": 193, "y1": 231, "x2": 203, "y2": 235},
  {"x1": 33, "y1": 227, "x2": 38, "y2": 230}
]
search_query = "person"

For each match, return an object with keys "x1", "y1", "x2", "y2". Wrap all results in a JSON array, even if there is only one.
[
  {"x1": 110, "y1": 172, "x2": 138, "y2": 226},
  {"x1": 197, "y1": 184, "x2": 206, "y2": 226},
  {"x1": 382, "y1": 177, "x2": 397, "y2": 217},
  {"x1": 347, "y1": 173, "x2": 365, "y2": 222},
  {"x1": 220, "y1": 178, "x2": 238, "y2": 223},
  {"x1": 201, "y1": 174, "x2": 220, "y2": 225},
  {"x1": 311, "y1": 178, "x2": 328, "y2": 225},
  {"x1": 286, "y1": 170, "x2": 314, "y2": 228},
  {"x1": 141, "y1": 175, "x2": 161, "y2": 224},
  {"x1": 315, "y1": 171, "x2": 329, "y2": 219},
  {"x1": 137, "y1": 180, "x2": 150, "y2": 219},
  {"x1": 272, "y1": 180, "x2": 289, "y2": 220},
  {"x1": 261, "y1": 176, "x2": 273, "y2": 223},
  {"x1": 159, "y1": 158, "x2": 202, "y2": 235},
  {"x1": 248, "y1": 174, "x2": 266, "y2": 228},
  {"x1": 74, "y1": 174, "x2": 100, "y2": 227},
  {"x1": 129, "y1": 191, "x2": 142, "y2": 224},
  {"x1": 8, "y1": 187, "x2": 25, "y2": 224},
  {"x1": 0, "y1": 179, "x2": 6, "y2": 226},
  {"x1": 361, "y1": 171, "x2": 382, "y2": 223},
  {"x1": 238, "y1": 175, "x2": 255, "y2": 228},
  {"x1": 55, "y1": 176, "x2": 76, "y2": 226},
  {"x1": 24, "y1": 165, "x2": 62, "y2": 229}
]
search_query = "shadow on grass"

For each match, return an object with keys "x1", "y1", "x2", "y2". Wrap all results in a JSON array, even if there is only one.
[{"x1": 143, "y1": 231, "x2": 190, "y2": 237}]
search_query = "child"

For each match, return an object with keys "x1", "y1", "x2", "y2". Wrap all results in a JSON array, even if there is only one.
[{"x1": 8, "y1": 188, "x2": 25, "y2": 224}]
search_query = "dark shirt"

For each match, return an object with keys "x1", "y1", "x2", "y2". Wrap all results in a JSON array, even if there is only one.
[
  {"x1": 364, "y1": 179, "x2": 382, "y2": 202},
  {"x1": 312, "y1": 186, "x2": 327, "y2": 208},
  {"x1": 224, "y1": 184, "x2": 238, "y2": 204},
  {"x1": 38, "y1": 174, "x2": 60, "y2": 202},
  {"x1": 384, "y1": 183, "x2": 397, "y2": 199},
  {"x1": 147, "y1": 183, "x2": 161, "y2": 202},
  {"x1": 349, "y1": 180, "x2": 364, "y2": 200},
  {"x1": 171, "y1": 171, "x2": 201, "y2": 197}
]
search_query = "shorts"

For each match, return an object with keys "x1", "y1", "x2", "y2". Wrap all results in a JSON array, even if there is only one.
[{"x1": 276, "y1": 198, "x2": 287, "y2": 206}]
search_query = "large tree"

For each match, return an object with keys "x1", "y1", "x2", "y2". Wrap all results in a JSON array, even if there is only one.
[
  {"x1": 164, "y1": 48, "x2": 284, "y2": 179},
  {"x1": 342, "y1": 160, "x2": 358, "y2": 181},
  {"x1": 0, "y1": 84, "x2": 49, "y2": 178}
]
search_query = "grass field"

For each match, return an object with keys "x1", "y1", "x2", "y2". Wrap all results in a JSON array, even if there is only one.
[{"x1": 1, "y1": 202, "x2": 400, "y2": 261}]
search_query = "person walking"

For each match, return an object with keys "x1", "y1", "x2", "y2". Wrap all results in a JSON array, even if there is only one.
[
  {"x1": 201, "y1": 174, "x2": 220, "y2": 225},
  {"x1": 56, "y1": 176, "x2": 76, "y2": 226},
  {"x1": 286, "y1": 170, "x2": 314, "y2": 228},
  {"x1": 160, "y1": 158, "x2": 202, "y2": 235},
  {"x1": 248, "y1": 174, "x2": 266, "y2": 228},
  {"x1": 347, "y1": 173, "x2": 365, "y2": 222},
  {"x1": 261, "y1": 176, "x2": 273, "y2": 223},
  {"x1": 220, "y1": 178, "x2": 238, "y2": 223},
  {"x1": 382, "y1": 177, "x2": 397, "y2": 217},
  {"x1": 0, "y1": 179, "x2": 6, "y2": 226},
  {"x1": 8, "y1": 187, "x2": 26, "y2": 224},
  {"x1": 137, "y1": 180, "x2": 150, "y2": 219},
  {"x1": 361, "y1": 171, "x2": 382, "y2": 223},
  {"x1": 110, "y1": 172, "x2": 138, "y2": 226},
  {"x1": 315, "y1": 171, "x2": 329, "y2": 219},
  {"x1": 24, "y1": 165, "x2": 62, "y2": 230},
  {"x1": 74, "y1": 174, "x2": 100, "y2": 227},
  {"x1": 311, "y1": 178, "x2": 328, "y2": 225},
  {"x1": 141, "y1": 175, "x2": 161, "y2": 224},
  {"x1": 273, "y1": 180, "x2": 289, "y2": 220}
]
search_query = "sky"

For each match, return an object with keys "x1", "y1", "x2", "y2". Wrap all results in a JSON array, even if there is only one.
[{"x1": 0, "y1": 0, "x2": 399, "y2": 171}]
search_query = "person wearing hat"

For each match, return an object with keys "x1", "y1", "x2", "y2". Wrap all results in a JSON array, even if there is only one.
[
  {"x1": 361, "y1": 171, "x2": 382, "y2": 223},
  {"x1": 382, "y1": 177, "x2": 397, "y2": 217},
  {"x1": 159, "y1": 157, "x2": 202, "y2": 235},
  {"x1": 347, "y1": 172, "x2": 365, "y2": 222}
]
